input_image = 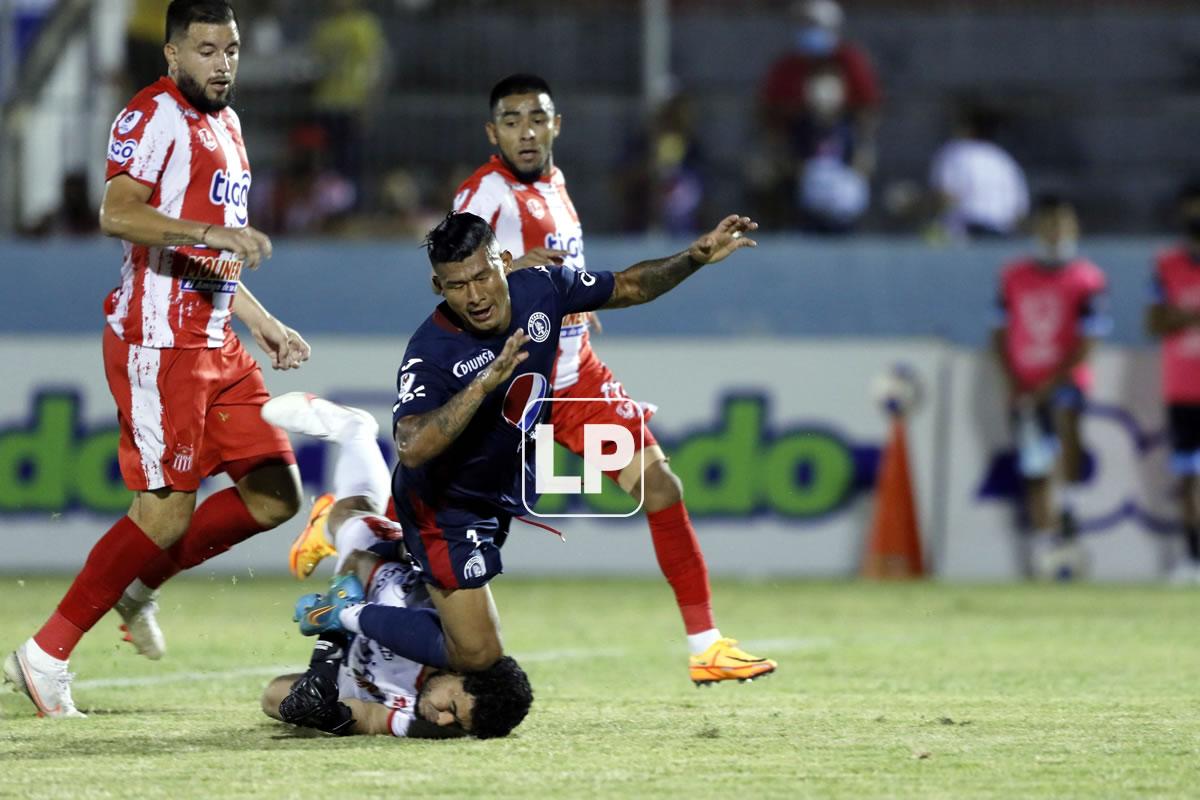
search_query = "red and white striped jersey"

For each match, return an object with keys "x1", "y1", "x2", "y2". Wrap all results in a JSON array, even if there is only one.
[
  {"x1": 104, "y1": 77, "x2": 252, "y2": 349},
  {"x1": 453, "y1": 156, "x2": 591, "y2": 390}
]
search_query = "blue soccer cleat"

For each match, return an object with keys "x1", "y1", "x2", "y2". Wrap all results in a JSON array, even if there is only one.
[{"x1": 293, "y1": 574, "x2": 365, "y2": 636}]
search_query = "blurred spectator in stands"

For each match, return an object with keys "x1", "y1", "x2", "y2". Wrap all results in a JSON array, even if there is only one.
[
  {"x1": 929, "y1": 105, "x2": 1029, "y2": 240},
  {"x1": 309, "y1": 0, "x2": 386, "y2": 197},
  {"x1": 615, "y1": 91, "x2": 707, "y2": 235},
  {"x1": 336, "y1": 167, "x2": 443, "y2": 238},
  {"x1": 748, "y1": 0, "x2": 880, "y2": 230},
  {"x1": 254, "y1": 125, "x2": 356, "y2": 235},
  {"x1": 20, "y1": 172, "x2": 98, "y2": 238},
  {"x1": 125, "y1": 0, "x2": 171, "y2": 91}
]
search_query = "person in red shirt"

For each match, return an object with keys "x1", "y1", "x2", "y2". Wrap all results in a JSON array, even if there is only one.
[
  {"x1": 753, "y1": 0, "x2": 881, "y2": 228},
  {"x1": 1146, "y1": 182, "x2": 1200, "y2": 583},
  {"x1": 992, "y1": 195, "x2": 1109, "y2": 580},
  {"x1": 3, "y1": 0, "x2": 309, "y2": 718}
]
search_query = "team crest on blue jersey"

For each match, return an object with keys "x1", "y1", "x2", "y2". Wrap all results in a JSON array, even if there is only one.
[
  {"x1": 502, "y1": 373, "x2": 549, "y2": 433},
  {"x1": 526, "y1": 312, "x2": 552, "y2": 343}
]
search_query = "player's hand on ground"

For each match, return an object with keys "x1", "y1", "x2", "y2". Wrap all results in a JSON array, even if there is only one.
[
  {"x1": 203, "y1": 224, "x2": 274, "y2": 270},
  {"x1": 252, "y1": 318, "x2": 310, "y2": 371},
  {"x1": 509, "y1": 247, "x2": 569, "y2": 272},
  {"x1": 688, "y1": 215, "x2": 758, "y2": 265},
  {"x1": 477, "y1": 329, "x2": 531, "y2": 392},
  {"x1": 279, "y1": 672, "x2": 355, "y2": 735}
]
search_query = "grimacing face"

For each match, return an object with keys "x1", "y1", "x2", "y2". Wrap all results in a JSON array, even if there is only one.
[
  {"x1": 486, "y1": 92, "x2": 560, "y2": 183},
  {"x1": 165, "y1": 21, "x2": 240, "y2": 114},
  {"x1": 432, "y1": 240, "x2": 514, "y2": 335},
  {"x1": 416, "y1": 672, "x2": 476, "y2": 731}
]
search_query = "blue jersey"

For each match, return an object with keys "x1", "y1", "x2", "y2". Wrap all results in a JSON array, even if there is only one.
[{"x1": 392, "y1": 266, "x2": 616, "y2": 516}]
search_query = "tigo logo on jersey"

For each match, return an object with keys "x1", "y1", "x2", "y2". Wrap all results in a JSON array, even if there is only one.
[
  {"x1": 526, "y1": 312, "x2": 552, "y2": 343},
  {"x1": 209, "y1": 169, "x2": 251, "y2": 225},
  {"x1": 116, "y1": 110, "x2": 143, "y2": 135},
  {"x1": 109, "y1": 139, "x2": 137, "y2": 164},
  {"x1": 196, "y1": 128, "x2": 218, "y2": 152}
]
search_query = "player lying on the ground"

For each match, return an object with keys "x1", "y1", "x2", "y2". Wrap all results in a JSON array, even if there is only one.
[
  {"x1": 295, "y1": 211, "x2": 772, "y2": 687},
  {"x1": 259, "y1": 393, "x2": 532, "y2": 739}
]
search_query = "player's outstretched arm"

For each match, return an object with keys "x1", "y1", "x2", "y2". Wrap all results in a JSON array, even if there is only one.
[
  {"x1": 100, "y1": 174, "x2": 274, "y2": 269},
  {"x1": 234, "y1": 285, "x2": 311, "y2": 371},
  {"x1": 603, "y1": 214, "x2": 758, "y2": 309},
  {"x1": 394, "y1": 329, "x2": 531, "y2": 468}
]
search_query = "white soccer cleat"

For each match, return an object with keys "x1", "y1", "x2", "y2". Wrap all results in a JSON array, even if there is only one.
[
  {"x1": 262, "y1": 392, "x2": 378, "y2": 442},
  {"x1": 115, "y1": 593, "x2": 166, "y2": 660},
  {"x1": 3, "y1": 640, "x2": 86, "y2": 718}
]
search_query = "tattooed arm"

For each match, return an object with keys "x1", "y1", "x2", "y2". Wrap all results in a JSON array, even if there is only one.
[
  {"x1": 100, "y1": 174, "x2": 274, "y2": 269},
  {"x1": 603, "y1": 215, "x2": 759, "y2": 309},
  {"x1": 394, "y1": 330, "x2": 531, "y2": 469}
]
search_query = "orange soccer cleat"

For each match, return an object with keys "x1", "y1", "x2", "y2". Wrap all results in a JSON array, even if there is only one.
[
  {"x1": 289, "y1": 494, "x2": 337, "y2": 580},
  {"x1": 689, "y1": 638, "x2": 777, "y2": 686}
]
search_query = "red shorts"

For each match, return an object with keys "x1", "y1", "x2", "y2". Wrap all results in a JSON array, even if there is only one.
[
  {"x1": 102, "y1": 326, "x2": 294, "y2": 491},
  {"x1": 551, "y1": 349, "x2": 658, "y2": 482}
]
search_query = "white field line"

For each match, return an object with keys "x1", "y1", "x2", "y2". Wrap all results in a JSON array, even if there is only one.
[{"x1": 72, "y1": 637, "x2": 825, "y2": 691}]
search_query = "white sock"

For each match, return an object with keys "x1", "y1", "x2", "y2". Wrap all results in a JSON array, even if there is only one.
[
  {"x1": 332, "y1": 516, "x2": 381, "y2": 573},
  {"x1": 122, "y1": 579, "x2": 156, "y2": 604},
  {"x1": 24, "y1": 637, "x2": 67, "y2": 669},
  {"x1": 330, "y1": 417, "x2": 390, "y2": 514},
  {"x1": 687, "y1": 628, "x2": 722, "y2": 655},
  {"x1": 338, "y1": 604, "x2": 365, "y2": 634}
]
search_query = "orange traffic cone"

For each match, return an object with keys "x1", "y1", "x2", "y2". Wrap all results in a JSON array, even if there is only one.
[{"x1": 862, "y1": 415, "x2": 925, "y2": 579}]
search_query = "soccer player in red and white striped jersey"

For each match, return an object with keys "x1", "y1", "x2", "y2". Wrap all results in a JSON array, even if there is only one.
[
  {"x1": 454, "y1": 75, "x2": 775, "y2": 684},
  {"x1": 3, "y1": 0, "x2": 309, "y2": 718}
]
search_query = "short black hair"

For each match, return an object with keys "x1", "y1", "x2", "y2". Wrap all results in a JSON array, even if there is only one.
[
  {"x1": 489, "y1": 73, "x2": 554, "y2": 113},
  {"x1": 166, "y1": 0, "x2": 237, "y2": 44},
  {"x1": 1032, "y1": 192, "x2": 1074, "y2": 215},
  {"x1": 462, "y1": 656, "x2": 533, "y2": 739},
  {"x1": 423, "y1": 212, "x2": 497, "y2": 268}
]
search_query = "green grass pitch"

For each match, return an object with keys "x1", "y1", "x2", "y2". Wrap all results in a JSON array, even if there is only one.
[{"x1": 2, "y1": 575, "x2": 1198, "y2": 798}]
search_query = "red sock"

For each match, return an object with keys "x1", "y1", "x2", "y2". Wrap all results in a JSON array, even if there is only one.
[
  {"x1": 34, "y1": 516, "x2": 163, "y2": 660},
  {"x1": 139, "y1": 488, "x2": 269, "y2": 589},
  {"x1": 646, "y1": 500, "x2": 715, "y2": 634}
]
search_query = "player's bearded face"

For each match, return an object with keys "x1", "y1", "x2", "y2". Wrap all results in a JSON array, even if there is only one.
[
  {"x1": 433, "y1": 243, "x2": 513, "y2": 335},
  {"x1": 487, "y1": 93, "x2": 560, "y2": 184},
  {"x1": 167, "y1": 22, "x2": 240, "y2": 114}
]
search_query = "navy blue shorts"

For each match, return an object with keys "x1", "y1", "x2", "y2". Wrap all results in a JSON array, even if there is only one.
[
  {"x1": 1168, "y1": 404, "x2": 1200, "y2": 475},
  {"x1": 393, "y1": 491, "x2": 508, "y2": 590}
]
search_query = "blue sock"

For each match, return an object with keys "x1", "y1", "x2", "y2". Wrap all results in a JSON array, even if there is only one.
[{"x1": 357, "y1": 604, "x2": 448, "y2": 669}]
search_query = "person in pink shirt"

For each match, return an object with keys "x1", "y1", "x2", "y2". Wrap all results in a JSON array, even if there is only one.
[
  {"x1": 992, "y1": 194, "x2": 1110, "y2": 579},
  {"x1": 1146, "y1": 182, "x2": 1200, "y2": 583}
]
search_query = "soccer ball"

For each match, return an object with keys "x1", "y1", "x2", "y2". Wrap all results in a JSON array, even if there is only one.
[{"x1": 870, "y1": 363, "x2": 922, "y2": 417}]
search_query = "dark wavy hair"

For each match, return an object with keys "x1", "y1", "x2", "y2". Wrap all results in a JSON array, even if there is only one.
[
  {"x1": 423, "y1": 212, "x2": 497, "y2": 269},
  {"x1": 463, "y1": 656, "x2": 534, "y2": 739},
  {"x1": 166, "y1": 0, "x2": 237, "y2": 43}
]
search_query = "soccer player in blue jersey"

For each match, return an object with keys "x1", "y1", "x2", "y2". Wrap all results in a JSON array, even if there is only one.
[{"x1": 300, "y1": 210, "x2": 759, "y2": 678}]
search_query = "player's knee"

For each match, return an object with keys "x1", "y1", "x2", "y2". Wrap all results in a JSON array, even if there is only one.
[
  {"x1": 641, "y1": 461, "x2": 683, "y2": 512},
  {"x1": 238, "y1": 466, "x2": 303, "y2": 527}
]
